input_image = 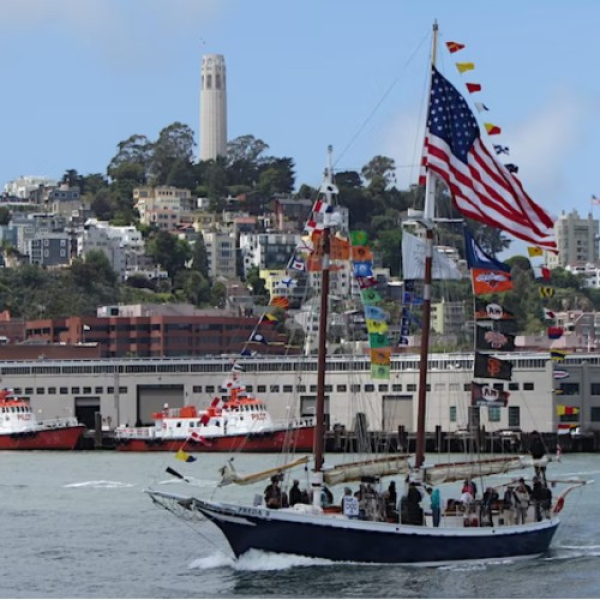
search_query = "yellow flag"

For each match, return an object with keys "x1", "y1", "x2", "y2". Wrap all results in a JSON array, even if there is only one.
[
  {"x1": 528, "y1": 246, "x2": 543, "y2": 257},
  {"x1": 456, "y1": 62, "x2": 475, "y2": 73},
  {"x1": 366, "y1": 319, "x2": 388, "y2": 334}
]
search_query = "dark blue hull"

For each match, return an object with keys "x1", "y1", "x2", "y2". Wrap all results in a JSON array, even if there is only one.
[{"x1": 198, "y1": 500, "x2": 559, "y2": 565}]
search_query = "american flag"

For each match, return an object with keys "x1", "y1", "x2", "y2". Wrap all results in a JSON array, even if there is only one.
[{"x1": 423, "y1": 66, "x2": 557, "y2": 251}]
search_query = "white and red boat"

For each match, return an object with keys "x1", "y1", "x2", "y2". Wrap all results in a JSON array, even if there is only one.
[
  {"x1": 114, "y1": 376, "x2": 315, "y2": 453},
  {"x1": 0, "y1": 389, "x2": 86, "y2": 450}
]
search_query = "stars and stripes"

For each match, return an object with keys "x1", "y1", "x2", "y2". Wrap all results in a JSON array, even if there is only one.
[{"x1": 424, "y1": 66, "x2": 557, "y2": 251}]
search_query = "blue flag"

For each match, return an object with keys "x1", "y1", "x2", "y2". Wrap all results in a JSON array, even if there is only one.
[{"x1": 464, "y1": 227, "x2": 510, "y2": 273}]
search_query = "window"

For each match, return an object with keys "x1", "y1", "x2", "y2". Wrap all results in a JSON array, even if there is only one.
[
  {"x1": 337, "y1": 385, "x2": 347, "y2": 393},
  {"x1": 449, "y1": 406, "x2": 457, "y2": 422},
  {"x1": 83, "y1": 387, "x2": 92, "y2": 394},
  {"x1": 48, "y1": 387, "x2": 56, "y2": 395},
  {"x1": 351, "y1": 384, "x2": 360, "y2": 392},
  {"x1": 508, "y1": 382, "x2": 519, "y2": 391},
  {"x1": 25, "y1": 387, "x2": 33, "y2": 394},
  {"x1": 591, "y1": 383, "x2": 600, "y2": 396},
  {"x1": 392, "y1": 384, "x2": 402, "y2": 392},
  {"x1": 365, "y1": 384, "x2": 375, "y2": 392},
  {"x1": 591, "y1": 407, "x2": 600, "y2": 422},
  {"x1": 257, "y1": 385, "x2": 266, "y2": 393},
  {"x1": 283, "y1": 385, "x2": 293, "y2": 393},
  {"x1": 407, "y1": 384, "x2": 417, "y2": 392},
  {"x1": 205, "y1": 386, "x2": 215, "y2": 393},
  {"x1": 71, "y1": 387, "x2": 80, "y2": 394},
  {"x1": 36, "y1": 387, "x2": 44, "y2": 395},
  {"x1": 523, "y1": 383, "x2": 534, "y2": 391},
  {"x1": 119, "y1": 386, "x2": 127, "y2": 394},
  {"x1": 246, "y1": 385, "x2": 253, "y2": 393},
  {"x1": 488, "y1": 406, "x2": 501, "y2": 422},
  {"x1": 508, "y1": 406, "x2": 520, "y2": 427},
  {"x1": 60, "y1": 387, "x2": 68, "y2": 394},
  {"x1": 559, "y1": 383, "x2": 580, "y2": 396},
  {"x1": 270, "y1": 385, "x2": 279, "y2": 393},
  {"x1": 95, "y1": 387, "x2": 103, "y2": 394},
  {"x1": 378, "y1": 384, "x2": 389, "y2": 392},
  {"x1": 297, "y1": 385, "x2": 306, "y2": 393}
]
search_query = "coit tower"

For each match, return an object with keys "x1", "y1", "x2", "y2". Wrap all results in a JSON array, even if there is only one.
[{"x1": 200, "y1": 54, "x2": 227, "y2": 161}]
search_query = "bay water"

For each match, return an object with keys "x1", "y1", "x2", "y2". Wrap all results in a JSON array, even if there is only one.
[{"x1": 1, "y1": 451, "x2": 599, "y2": 598}]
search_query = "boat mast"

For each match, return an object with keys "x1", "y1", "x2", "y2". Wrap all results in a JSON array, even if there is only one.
[
  {"x1": 313, "y1": 145, "x2": 334, "y2": 475},
  {"x1": 415, "y1": 21, "x2": 438, "y2": 470}
]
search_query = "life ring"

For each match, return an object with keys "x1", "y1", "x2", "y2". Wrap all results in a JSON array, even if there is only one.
[{"x1": 553, "y1": 496, "x2": 565, "y2": 514}]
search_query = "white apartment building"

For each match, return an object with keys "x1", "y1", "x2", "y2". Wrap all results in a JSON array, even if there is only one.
[
  {"x1": 3, "y1": 175, "x2": 58, "y2": 198},
  {"x1": 547, "y1": 210, "x2": 599, "y2": 269},
  {"x1": 203, "y1": 231, "x2": 237, "y2": 279},
  {"x1": 239, "y1": 232, "x2": 301, "y2": 278},
  {"x1": 134, "y1": 186, "x2": 192, "y2": 231},
  {"x1": 78, "y1": 219, "x2": 146, "y2": 281}
]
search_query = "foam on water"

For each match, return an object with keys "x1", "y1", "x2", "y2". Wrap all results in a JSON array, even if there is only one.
[
  {"x1": 63, "y1": 480, "x2": 134, "y2": 489},
  {"x1": 191, "y1": 550, "x2": 335, "y2": 571}
]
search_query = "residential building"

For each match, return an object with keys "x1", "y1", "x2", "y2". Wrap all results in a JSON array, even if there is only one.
[
  {"x1": 204, "y1": 231, "x2": 237, "y2": 279},
  {"x1": 3, "y1": 175, "x2": 57, "y2": 198},
  {"x1": 133, "y1": 186, "x2": 192, "y2": 231},
  {"x1": 239, "y1": 232, "x2": 300, "y2": 279},
  {"x1": 548, "y1": 210, "x2": 599, "y2": 269}
]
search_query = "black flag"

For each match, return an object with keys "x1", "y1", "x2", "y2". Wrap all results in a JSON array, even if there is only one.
[{"x1": 474, "y1": 352, "x2": 513, "y2": 381}]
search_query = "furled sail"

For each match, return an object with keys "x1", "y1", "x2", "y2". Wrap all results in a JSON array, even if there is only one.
[
  {"x1": 323, "y1": 455, "x2": 411, "y2": 486},
  {"x1": 218, "y1": 456, "x2": 310, "y2": 486},
  {"x1": 422, "y1": 456, "x2": 540, "y2": 485}
]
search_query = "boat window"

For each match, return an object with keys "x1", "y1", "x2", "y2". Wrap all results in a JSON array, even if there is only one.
[
  {"x1": 176, "y1": 422, "x2": 182, "y2": 428},
  {"x1": 449, "y1": 406, "x2": 457, "y2": 422},
  {"x1": 215, "y1": 421, "x2": 220, "y2": 427}
]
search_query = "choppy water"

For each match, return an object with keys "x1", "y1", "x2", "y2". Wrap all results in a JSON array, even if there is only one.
[{"x1": 1, "y1": 451, "x2": 599, "y2": 598}]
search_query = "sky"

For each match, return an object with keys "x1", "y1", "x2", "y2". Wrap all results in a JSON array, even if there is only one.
[{"x1": 1, "y1": 0, "x2": 599, "y2": 256}]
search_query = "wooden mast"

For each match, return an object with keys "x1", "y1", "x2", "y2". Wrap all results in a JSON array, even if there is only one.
[
  {"x1": 313, "y1": 145, "x2": 334, "y2": 475},
  {"x1": 415, "y1": 21, "x2": 438, "y2": 470}
]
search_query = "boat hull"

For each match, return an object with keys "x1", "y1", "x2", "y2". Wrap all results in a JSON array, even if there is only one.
[
  {"x1": 195, "y1": 499, "x2": 559, "y2": 565},
  {"x1": 115, "y1": 425, "x2": 314, "y2": 453},
  {"x1": 0, "y1": 425, "x2": 86, "y2": 450}
]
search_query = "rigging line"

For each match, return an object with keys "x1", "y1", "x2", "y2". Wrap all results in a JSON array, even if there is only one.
[{"x1": 332, "y1": 29, "x2": 431, "y2": 171}]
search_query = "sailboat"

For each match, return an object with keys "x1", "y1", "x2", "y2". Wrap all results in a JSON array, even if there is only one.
[{"x1": 146, "y1": 23, "x2": 590, "y2": 565}]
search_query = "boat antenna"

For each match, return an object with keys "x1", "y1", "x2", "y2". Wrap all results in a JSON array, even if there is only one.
[{"x1": 415, "y1": 20, "x2": 438, "y2": 470}]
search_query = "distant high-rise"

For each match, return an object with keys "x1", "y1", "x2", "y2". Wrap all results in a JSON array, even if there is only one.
[{"x1": 200, "y1": 54, "x2": 227, "y2": 162}]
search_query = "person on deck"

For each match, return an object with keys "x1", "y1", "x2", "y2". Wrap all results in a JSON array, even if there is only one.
[
  {"x1": 426, "y1": 486, "x2": 441, "y2": 527},
  {"x1": 514, "y1": 481, "x2": 530, "y2": 524},
  {"x1": 502, "y1": 486, "x2": 516, "y2": 526},
  {"x1": 481, "y1": 487, "x2": 499, "y2": 526},
  {"x1": 529, "y1": 430, "x2": 547, "y2": 485},
  {"x1": 383, "y1": 481, "x2": 398, "y2": 521},
  {"x1": 406, "y1": 481, "x2": 423, "y2": 525},
  {"x1": 530, "y1": 476, "x2": 545, "y2": 522},
  {"x1": 264, "y1": 475, "x2": 283, "y2": 509},
  {"x1": 289, "y1": 479, "x2": 302, "y2": 506}
]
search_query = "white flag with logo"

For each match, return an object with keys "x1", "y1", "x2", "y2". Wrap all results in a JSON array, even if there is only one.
[{"x1": 402, "y1": 232, "x2": 463, "y2": 280}]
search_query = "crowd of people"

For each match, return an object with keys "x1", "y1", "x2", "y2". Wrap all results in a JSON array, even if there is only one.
[{"x1": 261, "y1": 429, "x2": 554, "y2": 526}]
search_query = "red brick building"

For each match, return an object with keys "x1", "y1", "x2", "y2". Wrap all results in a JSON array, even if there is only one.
[{"x1": 24, "y1": 305, "x2": 294, "y2": 358}]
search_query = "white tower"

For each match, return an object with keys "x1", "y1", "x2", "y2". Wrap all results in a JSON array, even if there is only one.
[{"x1": 200, "y1": 54, "x2": 227, "y2": 161}]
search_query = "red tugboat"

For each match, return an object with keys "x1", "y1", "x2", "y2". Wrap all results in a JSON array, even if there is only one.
[
  {"x1": 0, "y1": 389, "x2": 86, "y2": 450},
  {"x1": 114, "y1": 373, "x2": 315, "y2": 453}
]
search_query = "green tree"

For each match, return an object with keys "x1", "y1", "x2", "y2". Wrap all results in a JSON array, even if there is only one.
[
  {"x1": 145, "y1": 231, "x2": 192, "y2": 278},
  {"x1": 151, "y1": 122, "x2": 195, "y2": 185},
  {"x1": 0, "y1": 207, "x2": 11, "y2": 226},
  {"x1": 191, "y1": 234, "x2": 209, "y2": 278}
]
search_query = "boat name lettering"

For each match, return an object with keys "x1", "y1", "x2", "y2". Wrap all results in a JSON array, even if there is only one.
[
  {"x1": 238, "y1": 506, "x2": 264, "y2": 517},
  {"x1": 251, "y1": 413, "x2": 266, "y2": 420}
]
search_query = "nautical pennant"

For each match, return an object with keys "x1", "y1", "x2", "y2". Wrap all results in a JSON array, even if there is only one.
[
  {"x1": 493, "y1": 145, "x2": 509, "y2": 155},
  {"x1": 551, "y1": 349, "x2": 568, "y2": 361},
  {"x1": 547, "y1": 326, "x2": 564, "y2": 340},
  {"x1": 504, "y1": 163, "x2": 519, "y2": 174},
  {"x1": 484, "y1": 123, "x2": 502, "y2": 135},
  {"x1": 474, "y1": 102, "x2": 489, "y2": 113},
  {"x1": 543, "y1": 307, "x2": 556, "y2": 320},
  {"x1": 369, "y1": 332, "x2": 390, "y2": 349},
  {"x1": 361, "y1": 288, "x2": 382, "y2": 305},
  {"x1": 539, "y1": 286, "x2": 555, "y2": 299},
  {"x1": 175, "y1": 449, "x2": 197, "y2": 463},
  {"x1": 364, "y1": 305, "x2": 387, "y2": 321},
  {"x1": 532, "y1": 265, "x2": 551, "y2": 281},
  {"x1": 446, "y1": 41, "x2": 466, "y2": 53},
  {"x1": 527, "y1": 246, "x2": 544, "y2": 257},
  {"x1": 456, "y1": 62, "x2": 475, "y2": 73},
  {"x1": 466, "y1": 82, "x2": 482, "y2": 93}
]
